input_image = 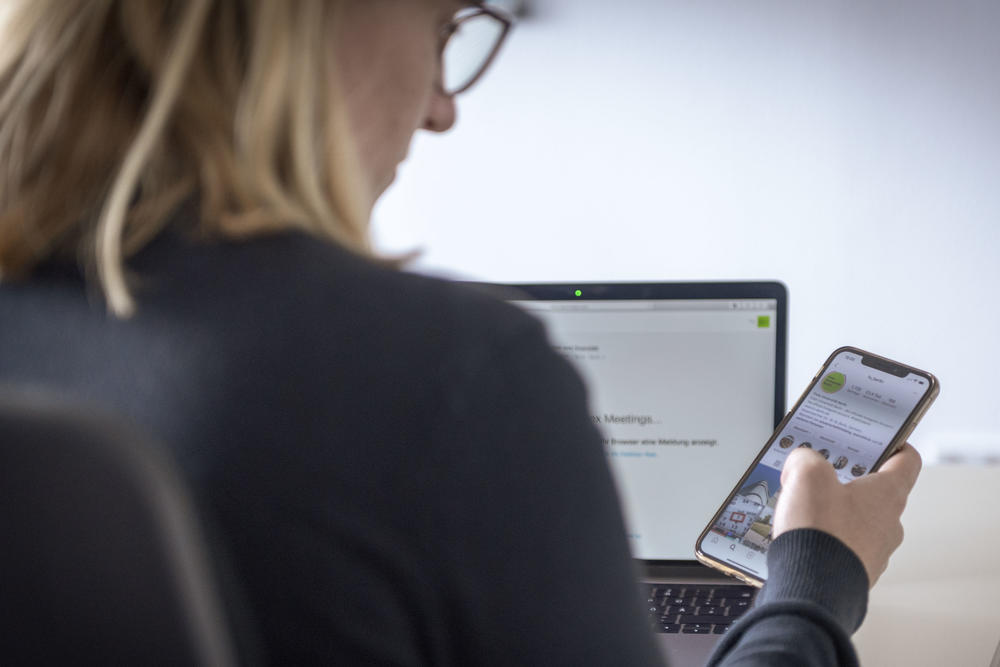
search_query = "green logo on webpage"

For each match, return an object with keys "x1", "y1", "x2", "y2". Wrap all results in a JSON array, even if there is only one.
[{"x1": 821, "y1": 372, "x2": 846, "y2": 393}]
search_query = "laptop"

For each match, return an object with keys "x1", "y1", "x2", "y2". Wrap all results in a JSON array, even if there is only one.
[{"x1": 483, "y1": 281, "x2": 788, "y2": 666}]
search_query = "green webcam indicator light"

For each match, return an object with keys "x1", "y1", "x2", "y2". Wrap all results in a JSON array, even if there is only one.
[{"x1": 574, "y1": 289, "x2": 583, "y2": 297}]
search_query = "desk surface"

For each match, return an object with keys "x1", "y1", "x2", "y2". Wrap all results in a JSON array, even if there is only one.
[{"x1": 853, "y1": 464, "x2": 1000, "y2": 666}]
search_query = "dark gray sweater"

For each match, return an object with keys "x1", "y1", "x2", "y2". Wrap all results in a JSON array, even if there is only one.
[{"x1": 0, "y1": 227, "x2": 867, "y2": 665}]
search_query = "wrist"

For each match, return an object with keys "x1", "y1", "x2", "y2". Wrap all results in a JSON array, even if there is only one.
[{"x1": 758, "y1": 528, "x2": 869, "y2": 633}]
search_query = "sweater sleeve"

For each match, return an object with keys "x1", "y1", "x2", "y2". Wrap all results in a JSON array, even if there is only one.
[
  {"x1": 706, "y1": 528, "x2": 869, "y2": 667},
  {"x1": 429, "y1": 319, "x2": 667, "y2": 666}
]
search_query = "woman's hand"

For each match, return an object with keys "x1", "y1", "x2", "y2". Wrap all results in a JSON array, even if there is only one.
[{"x1": 772, "y1": 443, "x2": 922, "y2": 588}]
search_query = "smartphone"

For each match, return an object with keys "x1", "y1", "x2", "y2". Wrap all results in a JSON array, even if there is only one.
[{"x1": 695, "y1": 346, "x2": 939, "y2": 586}]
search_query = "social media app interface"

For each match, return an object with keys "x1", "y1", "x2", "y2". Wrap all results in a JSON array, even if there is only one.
[{"x1": 700, "y1": 350, "x2": 930, "y2": 579}]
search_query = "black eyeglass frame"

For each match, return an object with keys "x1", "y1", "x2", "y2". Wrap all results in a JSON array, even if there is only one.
[{"x1": 439, "y1": 4, "x2": 514, "y2": 96}]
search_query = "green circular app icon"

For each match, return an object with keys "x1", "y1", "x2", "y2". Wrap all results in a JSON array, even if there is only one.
[{"x1": 821, "y1": 372, "x2": 846, "y2": 393}]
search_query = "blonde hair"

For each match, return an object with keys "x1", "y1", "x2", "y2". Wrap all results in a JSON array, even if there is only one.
[{"x1": 0, "y1": 0, "x2": 370, "y2": 316}]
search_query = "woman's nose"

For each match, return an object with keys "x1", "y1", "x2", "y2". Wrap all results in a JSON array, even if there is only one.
[{"x1": 423, "y1": 89, "x2": 457, "y2": 133}]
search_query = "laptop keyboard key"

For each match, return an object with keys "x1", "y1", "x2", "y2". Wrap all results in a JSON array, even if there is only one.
[
  {"x1": 728, "y1": 600, "x2": 752, "y2": 615},
  {"x1": 679, "y1": 614, "x2": 730, "y2": 625},
  {"x1": 681, "y1": 624, "x2": 713, "y2": 634},
  {"x1": 656, "y1": 624, "x2": 681, "y2": 634}
]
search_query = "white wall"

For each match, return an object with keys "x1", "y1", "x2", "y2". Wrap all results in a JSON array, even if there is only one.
[{"x1": 373, "y1": 0, "x2": 1000, "y2": 462}]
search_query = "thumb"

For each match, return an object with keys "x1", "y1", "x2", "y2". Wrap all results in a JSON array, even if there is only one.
[{"x1": 780, "y1": 446, "x2": 828, "y2": 485}]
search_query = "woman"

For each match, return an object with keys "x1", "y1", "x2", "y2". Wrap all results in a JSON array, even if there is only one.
[{"x1": 0, "y1": 1, "x2": 919, "y2": 664}]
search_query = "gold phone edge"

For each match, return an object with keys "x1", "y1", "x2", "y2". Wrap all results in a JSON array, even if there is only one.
[
  {"x1": 692, "y1": 345, "x2": 939, "y2": 588},
  {"x1": 694, "y1": 546, "x2": 765, "y2": 588}
]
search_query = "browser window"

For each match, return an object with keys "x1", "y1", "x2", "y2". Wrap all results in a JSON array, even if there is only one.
[{"x1": 513, "y1": 299, "x2": 778, "y2": 560}]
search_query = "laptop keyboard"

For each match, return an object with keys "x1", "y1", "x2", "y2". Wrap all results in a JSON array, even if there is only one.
[{"x1": 645, "y1": 584, "x2": 757, "y2": 635}]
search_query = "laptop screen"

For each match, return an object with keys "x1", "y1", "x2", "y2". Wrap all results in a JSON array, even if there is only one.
[{"x1": 508, "y1": 288, "x2": 784, "y2": 561}]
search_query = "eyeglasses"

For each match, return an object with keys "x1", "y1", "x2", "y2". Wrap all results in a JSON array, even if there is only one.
[{"x1": 439, "y1": 4, "x2": 513, "y2": 96}]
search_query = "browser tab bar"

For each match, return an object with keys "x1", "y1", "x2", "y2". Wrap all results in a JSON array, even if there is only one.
[{"x1": 515, "y1": 299, "x2": 777, "y2": 313}]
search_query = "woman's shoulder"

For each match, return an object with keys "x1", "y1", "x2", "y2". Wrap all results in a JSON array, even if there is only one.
[{"x1": 136, "y1": 230, "x2": 548, "y2": 365}]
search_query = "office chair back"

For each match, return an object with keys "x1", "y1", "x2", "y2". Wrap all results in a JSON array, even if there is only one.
[{"x1": 0, "y1": 388, "x2": 238, "y2": 666}]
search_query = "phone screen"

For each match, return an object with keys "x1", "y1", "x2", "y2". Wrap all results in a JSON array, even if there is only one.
[{"x1": 698, "y1": 349, "x2": 934, "y2": 581}]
